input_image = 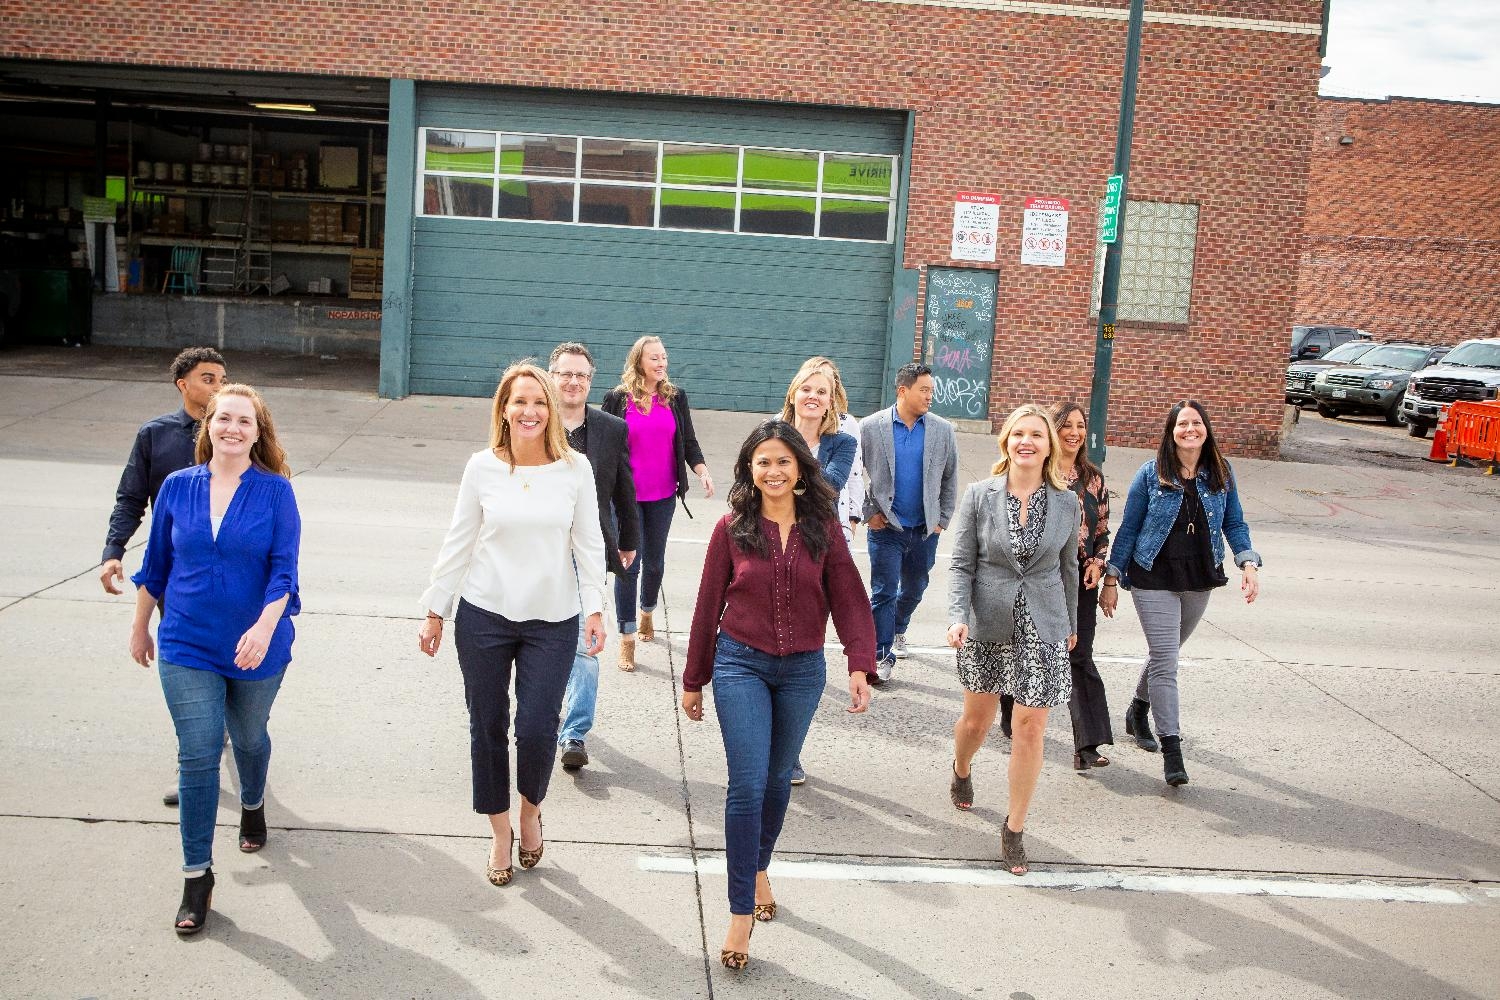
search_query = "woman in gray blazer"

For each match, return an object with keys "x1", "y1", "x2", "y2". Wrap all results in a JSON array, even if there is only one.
[{"x1": 946, "y1": 404, "x2": 1079, "y2": 875}]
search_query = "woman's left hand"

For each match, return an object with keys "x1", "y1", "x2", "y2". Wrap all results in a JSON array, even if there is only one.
[
  {"x1": 234, "y1": 621, "x2": 276, "y2": 670},
  {"x1": 1083, "y1": 559, "x2": 1104, "y2": 589},
  {"x1": 681, "y1": 690, "x2": 704, "y2": 721},
  {"x1": 583, "y1": 612, "x2": 606, "y2": 655},
  {"x1": 1241, "y1": 564, "x2": 1260, "y2": 604},
  {"x1": 847, "y1": 672, "x2": 872, "y2": 714},
  {"x1": 1067, "y1": 633, "x2": 1078, "y2": 652}
]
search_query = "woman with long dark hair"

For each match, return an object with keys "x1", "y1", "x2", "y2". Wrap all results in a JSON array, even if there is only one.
[
  {"x1": 602, "y1": 335, "x2": 714, "y2": 671},
  {"x1": 128, "y1": 384, "x2": 301, "y2": 934},
  {"x1": 418, "y1": 362, "x2": 606, "y2": 887},
  {"x1": 1101, "y1": 399, "x2": 1261, "y2": 787},
  {"x1": 682, "y1": 420, "x2": 875, "y2": 970},
  {"x1": 947, "y1": 404, "x2": 1079, "y2": 876}
]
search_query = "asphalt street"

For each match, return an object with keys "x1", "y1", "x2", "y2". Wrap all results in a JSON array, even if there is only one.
[{"x1": 1, "y1": 347, "x2": 1497, "y2": 1000}]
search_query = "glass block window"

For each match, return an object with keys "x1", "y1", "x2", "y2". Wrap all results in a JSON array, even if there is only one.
[
  {"x1": 418, "y1": 128, "x2": 896, "y2": 242},
  {"x1": 1092, "y1": 201, "x2": 1200, "y2": 324}
]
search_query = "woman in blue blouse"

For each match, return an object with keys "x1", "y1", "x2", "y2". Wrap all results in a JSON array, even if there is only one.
[
  {"x1": 129, "y1": 384, "x2": 301, "y2": 935},
  {"x1": 1100, "y1": 399, "x2": 1260, "y2": 787}
]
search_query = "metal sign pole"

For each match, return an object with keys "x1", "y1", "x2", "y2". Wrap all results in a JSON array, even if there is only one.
[{"x1": 1087, "y1": 0, "x2": 1145, "y2": 466}]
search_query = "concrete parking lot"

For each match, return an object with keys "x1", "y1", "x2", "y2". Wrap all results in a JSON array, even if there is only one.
[{"x1": 1, "y1": 347, "x2": 1496, "y2": 1000}]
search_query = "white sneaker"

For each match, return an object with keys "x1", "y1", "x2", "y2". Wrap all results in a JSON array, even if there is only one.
[
  {"x1": 892, "y1": 633, "x2": 909, "y2": 659},
  {"x1": 875, "y1": 655, "x2": 896, "y2": 683}
]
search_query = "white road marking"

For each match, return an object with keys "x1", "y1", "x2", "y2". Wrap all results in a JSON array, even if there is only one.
[{"x1": 638, "y1": 855, "x2": 1479, "y2": 905}]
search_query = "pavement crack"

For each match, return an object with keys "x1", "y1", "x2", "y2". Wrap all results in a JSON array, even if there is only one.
[{"x1": 292, "y1": 397, "x2": 394, "y2": 476}]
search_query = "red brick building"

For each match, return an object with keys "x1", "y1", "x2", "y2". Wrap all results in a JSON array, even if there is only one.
[
  {"x1": 0, "y1": 1, "x2": 1326, "y2": 456},
  {"x1": 1297, "y1": 96, "x2": 1500, "y2": 347}
]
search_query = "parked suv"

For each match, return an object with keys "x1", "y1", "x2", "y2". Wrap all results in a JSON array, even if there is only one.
[
  {"x1": 1285, "y1": 339, "x2": 1381, "y2": 405},
  {"x1": 1311, "y1": 342, "x2": 1451, "y2": 425},
  {"x1": 1400, "y1": 338, "x2": 1500, "y2": 438},
  {"x1": 1289, "y1": 324, "x2": 1371, "y2": 362}
]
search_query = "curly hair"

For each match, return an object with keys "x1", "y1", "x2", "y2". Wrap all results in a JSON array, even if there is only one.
[
  {"x1": 727, "y1": 420, "x2": 837, "y2": 561},
  {"x1": 194, "y1": 384, "x2": 290, "y2": 477},
  {"x1": 618, "y1": 335, "x2": 678, "y2": 410},
  {"x1": 170, "y1": 346, "x2": 225, "y2": 384}
]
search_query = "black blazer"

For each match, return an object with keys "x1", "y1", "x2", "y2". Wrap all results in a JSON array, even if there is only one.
[
  {"x1": 600, "y1": 386, "x2": 707, "y2": 517},
  {"x1": 578, "y1": 406, "x2": 640, "y2": 576}
]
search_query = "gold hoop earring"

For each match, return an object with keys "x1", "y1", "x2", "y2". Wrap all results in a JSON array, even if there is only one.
[{"x1": 792, "y1": 478, "x2": 806, "y2": 496}]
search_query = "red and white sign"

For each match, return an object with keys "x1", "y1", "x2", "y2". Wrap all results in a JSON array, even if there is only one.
[
  {"x1": 951, "y1": 191, "x2": 1000, "y2": 263},
  {"x1": 1020, "y1": 196, "x2": 1070, "y2": 267}
]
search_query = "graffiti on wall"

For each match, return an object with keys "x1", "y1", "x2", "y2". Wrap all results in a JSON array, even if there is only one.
[{"x1": 923, "y1": 268, "x2": 996, "y2": 420}]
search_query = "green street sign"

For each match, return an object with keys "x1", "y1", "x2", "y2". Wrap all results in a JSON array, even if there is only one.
[{"x1": 1101, "y1": 173, "x2": 1123, "y2": 243}]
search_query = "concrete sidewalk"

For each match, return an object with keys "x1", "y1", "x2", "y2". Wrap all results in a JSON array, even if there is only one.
[{"x1": 1, "y1": 349, "x2": 1496, "y2": 999}]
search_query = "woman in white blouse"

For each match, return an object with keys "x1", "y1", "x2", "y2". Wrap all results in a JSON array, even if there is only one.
[{"x1": 418, "y1": 361, "x2": 607, "y2": 887}]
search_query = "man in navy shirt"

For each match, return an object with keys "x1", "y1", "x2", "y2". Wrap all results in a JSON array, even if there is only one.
[
  {"x1": 860, "y1": 362, "x2": 959, "y2": 683},
  {"x1": 99, "y1": 346, "x2": 227, "y2": 805}
]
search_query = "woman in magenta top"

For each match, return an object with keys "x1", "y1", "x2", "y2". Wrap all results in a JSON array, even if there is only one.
[
  {"x1": 682, "y1": 420, "x2": 875, "y2": 971},
  {"x1": 601, "y1": 335, "x2": 714, "y2": 670}
]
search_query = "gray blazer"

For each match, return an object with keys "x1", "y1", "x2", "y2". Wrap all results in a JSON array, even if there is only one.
[
  {"x1": 947, "y1": 476, "x2": 1081, "y2": 645},
  {"x1": 859, "y1": 407, "x2": 959, "y2": 536}
]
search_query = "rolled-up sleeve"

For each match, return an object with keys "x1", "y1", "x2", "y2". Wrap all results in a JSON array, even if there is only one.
[
  {"x1": 263, "y1": 480, "x2": 301, "y2": 615},
  {"x1": 1222, "y1": 468, "x2": 1261, "y2": 569}
]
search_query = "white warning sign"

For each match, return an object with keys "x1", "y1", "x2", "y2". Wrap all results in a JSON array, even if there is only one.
[
  {"x1": 1020, "y1": 196, "x2": 1069, "y2": 267},
  {"x1": 951, "y1": 191, "x2": 1000, "y2": 263}
]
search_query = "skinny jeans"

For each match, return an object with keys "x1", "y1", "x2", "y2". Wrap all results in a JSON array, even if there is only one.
[
  {"x1": 159, "y1": 659, "x2": 285, "y2": 872},
  {"x1": 1130, "y1": 588, "x2": 1212, "y2": 739},
  {"x1": 615, "y1": 497, "x2": 675, "y2": 634},
  {"x1": 711, "y1": 635, "x2": 825, "y2": 915}
]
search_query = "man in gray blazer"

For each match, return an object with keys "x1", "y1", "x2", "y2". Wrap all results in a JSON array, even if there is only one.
[
  {"x1": 549, "y1": 342, "x2": 639, "y2": 771},
  {"x1": 860, "y1": 361, "x2": 960, "y2": 682}
]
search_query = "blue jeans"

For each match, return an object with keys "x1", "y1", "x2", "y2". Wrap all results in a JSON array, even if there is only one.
[
  {"x1": 615, "y1": 496, "x2": 675, "y2": 634},
  {"x1": 867, "y1": 524, "x2": 941, "y2": 660},
  {"x1": 159, "y1": 659, "x2": 286, "y2": 872},
  {"x1": 453, "y1": 600, "x2": 578, "y2": 813},
  {"x1": 711, "y1": 634, "x2": 826, "y2": 915},
  {"x1": 558, "y1": 619, "x2": 598, "y2": 744}
]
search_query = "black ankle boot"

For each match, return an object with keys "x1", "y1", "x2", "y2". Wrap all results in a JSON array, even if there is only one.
[
  {"x1": 239, "y1": 804, "x2": 267, "y2": 853},
  {"x1": 1160, "y1": 735, "x2": 1188, "y2": 786},
  {"x1": 1124, "y1": 698, "x2": 1158, "y2": 752},
  {"x1": 175, "y1": 868, "x2": 214, "y2": 935}
]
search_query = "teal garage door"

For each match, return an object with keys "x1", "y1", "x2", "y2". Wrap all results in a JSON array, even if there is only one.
[{"x1": 408, "y1": 85, "x2": 905, "y2": 414}]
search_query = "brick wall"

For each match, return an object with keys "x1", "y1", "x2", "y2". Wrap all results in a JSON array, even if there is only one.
[
  {"x1": 1296, "y1": 97, "x2": 1500, "y2": 345},
  {"x1": 0, "y1": 0, "x2": 1325, "y2": 457}
]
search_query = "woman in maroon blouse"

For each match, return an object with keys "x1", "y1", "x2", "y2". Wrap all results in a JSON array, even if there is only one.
[{"x1": 683, "y1": 420, "x2": 876, "y2": 971}]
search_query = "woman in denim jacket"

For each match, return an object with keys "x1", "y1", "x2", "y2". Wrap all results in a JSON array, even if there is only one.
[{"x1": 1100, "y1": 400, "x2": 1261, "y2": 787}]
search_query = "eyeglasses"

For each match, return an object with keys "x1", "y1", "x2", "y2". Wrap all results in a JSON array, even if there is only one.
[{"x1": 549, "y1": 371, "x2": 593, "y2": 383}]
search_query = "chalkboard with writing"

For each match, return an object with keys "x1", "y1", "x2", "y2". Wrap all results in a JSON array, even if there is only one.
[{"x1": 922, "y1": 268, "x2": 996, "y2": 420}]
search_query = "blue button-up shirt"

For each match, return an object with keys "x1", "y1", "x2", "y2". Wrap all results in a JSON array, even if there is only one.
[{"x1": 890, "y1": 406, "x2": 926, "y2": 529}]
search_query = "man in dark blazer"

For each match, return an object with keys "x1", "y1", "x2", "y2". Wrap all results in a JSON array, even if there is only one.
[
  {"x1": 860, "y1": 361, "x2": 960, "y2": 683},
  {"x1": 549, "y1": 342, "x2": 639, "y2": 771}
]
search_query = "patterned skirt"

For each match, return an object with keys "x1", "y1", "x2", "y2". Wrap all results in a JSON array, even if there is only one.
[{"x1": 956, "y1": 593, "x2": 1071, "y2": 707}]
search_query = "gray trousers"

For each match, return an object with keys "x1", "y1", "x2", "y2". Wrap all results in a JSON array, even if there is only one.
[{"x1": 1131, "y1": 588, "x2": 1213, "y2": 739}]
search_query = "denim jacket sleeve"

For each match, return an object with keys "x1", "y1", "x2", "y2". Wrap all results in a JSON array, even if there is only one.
[
  {"x1": 1104, "y1": 462, "x2": 1153, "y2": 584},
  {"x1": 1222, "y1": 466, "x2": 1261, "y2": 569}
]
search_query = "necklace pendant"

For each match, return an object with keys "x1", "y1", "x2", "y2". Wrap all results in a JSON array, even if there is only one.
[{"x1": 523, "y1": 482, "x2": 531, "y2": 491}]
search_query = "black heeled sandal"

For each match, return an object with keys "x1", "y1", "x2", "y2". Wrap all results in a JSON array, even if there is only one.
[
  {"x1": 239, "y1": 804, "x2": 267, "y2": 853},
  {"x1": 1000, "y1": 816, "x2": 1029, "y2": 876},
  {"x1": 950, "y1": 762, "x2": 974, "y2": 810},
  {"x1": 175, "y1": 868, "x2": 214, "y2": 935}
]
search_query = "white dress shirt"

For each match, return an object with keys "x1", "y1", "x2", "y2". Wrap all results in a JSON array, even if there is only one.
[{"x1": 423, "y1": 449, "x2": 606, "y2": 622}]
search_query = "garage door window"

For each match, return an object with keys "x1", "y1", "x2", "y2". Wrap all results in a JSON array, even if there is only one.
[{"x1": 419, "y1": 128, "x2": 896, "y2": 242}]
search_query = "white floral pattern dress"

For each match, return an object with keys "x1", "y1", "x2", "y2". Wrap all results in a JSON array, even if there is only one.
[{"x1": 955, "y1": 489, "x2": 1072, "y2": 707}]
